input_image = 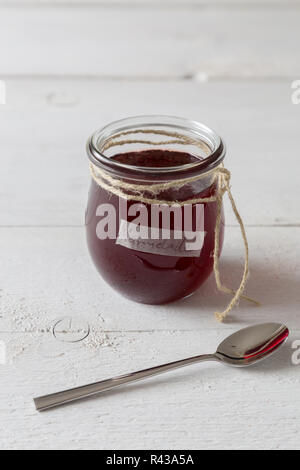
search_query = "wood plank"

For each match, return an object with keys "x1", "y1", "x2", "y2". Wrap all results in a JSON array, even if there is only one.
[
  {"x1": 1, "y1": 226, "x2": 299, "y2": 333},
  {"x1": 0, "y1": 6, "x2": 299, "y2": 77},
  {"x1": 0, "y1": 79, "x2": 298, "y2": 226},
  {"x1": 0, "y1": 327, "x2": 298, "y2": 449}
]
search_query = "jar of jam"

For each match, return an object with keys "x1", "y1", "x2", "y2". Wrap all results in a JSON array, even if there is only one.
[{"x1": 86, "y1": 115, "x2": 226, "y2": 306}]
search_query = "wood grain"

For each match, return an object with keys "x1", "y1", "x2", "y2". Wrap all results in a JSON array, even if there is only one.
[
  {"x1": 0, "y1": 326, "x2": 298, "y2": 450},
  {"x1": 0, "y1": 6, "x2": 299, "y2": 78},
  {"x1": 0, "y1": 79, "x2": 298, "y2": 226},
  {"x1": 1, "y1": 226, "x2": 299, "y2": 333}
]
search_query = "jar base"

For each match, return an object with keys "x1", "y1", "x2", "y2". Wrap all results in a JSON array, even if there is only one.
[{"x1": 103, "y1": 275, "x2": 210, "y2": 306}]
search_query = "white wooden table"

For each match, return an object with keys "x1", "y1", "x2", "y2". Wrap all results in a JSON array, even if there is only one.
[{"x1": 0, "y1": 0, "x2": 300, "y2": 450}]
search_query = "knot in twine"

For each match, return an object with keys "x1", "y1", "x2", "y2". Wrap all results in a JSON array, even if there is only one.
[{"x1": 89, "y1": 129, "x2": 259, "y2": 321}]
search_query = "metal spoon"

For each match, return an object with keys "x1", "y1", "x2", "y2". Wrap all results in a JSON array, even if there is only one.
[{"x1": 34, "y1": 322, "x2": 289, "y2": 412}]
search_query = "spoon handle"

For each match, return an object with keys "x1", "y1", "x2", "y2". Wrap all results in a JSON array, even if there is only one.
[{"x1": 34, "y1": 353, "x2": 217, "y2": 411}]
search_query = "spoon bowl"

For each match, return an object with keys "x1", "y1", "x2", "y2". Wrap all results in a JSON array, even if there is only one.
[{"x1": 215, "y1": 322, "x2": 289, "y2": 366}]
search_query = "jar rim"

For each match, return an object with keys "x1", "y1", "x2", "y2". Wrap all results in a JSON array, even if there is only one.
[{"x1": 87, "y1": 115, "x2": 226, "y2": 180}]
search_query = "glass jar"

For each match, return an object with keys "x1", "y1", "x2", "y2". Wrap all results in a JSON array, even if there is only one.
[{"x1": 86, "y1": 115, "x2": 226, "y2": 305}]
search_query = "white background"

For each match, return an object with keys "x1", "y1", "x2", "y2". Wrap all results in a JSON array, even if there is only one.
[{"x1": 0, "y1": 0, "x2": 299, "y2": 450}]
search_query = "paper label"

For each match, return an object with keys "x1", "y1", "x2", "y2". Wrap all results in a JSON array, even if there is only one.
[{"x1": 116, "y1": 220, "x2": 206, "y2": 257}]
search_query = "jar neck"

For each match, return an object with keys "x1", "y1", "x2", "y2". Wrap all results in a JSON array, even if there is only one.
[{"x1": 87, "y1": 115, "x2": 226, "y2": 183}]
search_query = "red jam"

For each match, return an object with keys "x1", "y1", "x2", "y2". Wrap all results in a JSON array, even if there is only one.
[{"x1": 86, "y1": 149, "x2": 224, "y2": 304}]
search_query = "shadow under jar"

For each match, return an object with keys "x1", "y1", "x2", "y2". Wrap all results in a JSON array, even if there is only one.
[{"x1": 86, "y1": 115, "x2": 226, "y2": 305}]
